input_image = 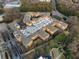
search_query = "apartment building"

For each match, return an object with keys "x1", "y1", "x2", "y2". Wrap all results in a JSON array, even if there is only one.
[
  {"x1": 13, "y1": 13, "x2": 68, "y2": 48},
  {"x1": 3, "y1": 0, "x2": 21, "y2": 8}
]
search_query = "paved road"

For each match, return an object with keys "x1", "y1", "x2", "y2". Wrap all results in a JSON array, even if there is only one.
[
  {"x1": 0, "y1": 23, "x2": 8, "y2": 59},
  {"x1": 0, "y1": 54, "x2": 1, "y2": 59},
  {"x1": 2, "y1": 30, "x2": 24, "y2": 59}
]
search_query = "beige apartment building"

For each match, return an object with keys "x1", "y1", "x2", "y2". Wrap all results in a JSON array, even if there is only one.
[{"x1": 13, "y1": 12, "x2": 68, "y2": 48}]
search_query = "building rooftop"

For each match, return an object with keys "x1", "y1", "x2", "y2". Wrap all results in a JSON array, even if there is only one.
[
  {"x1": 21, "y1": 17, "x2": 53, "y2": 38},
  {"x1": 53, "y1": 20, "x2": 68, "y2": 30},
  {"x1": 27, "y1": 0, "x2": 51, "y2": 4},
  {"x1": 38, "y1": 30, "x2": 49, "y2": 40},
  {"x1": 3, "y1": 0, "x2": 21, "y2": 8},
  {"x1": 16, "y1": 17, "x2": 52, "y2": 46},
  {"x1": 12, "y1": 13, "x2": 68, "y2": 47},
  {"x1": 46, "y1": 24, "x2": 59, "y2": 35},
  {"x1": 50, "y1": 48, "x2": 66, "y2": 59},
  {"x1": 23, "y1": 12, "x2": 51, "y2": 24},
  {"x1": 13, "y1": 16, "x2": 68, "y2": 47}
]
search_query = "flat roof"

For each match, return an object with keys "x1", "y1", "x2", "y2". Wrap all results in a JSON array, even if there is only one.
[
  {"x1": 4, "y1": 0, "x2": 21, "y2": 8},
  {"x1": 20, "y1": 17, "x2": 53, "y2": 38},
  {"x1": 38, "y1": 30, "x2": 49, "y2": 40},
  {"x1": 4, "y1": 0, "x2": 19, "y2": 3},
  {"x1": 23, "y1": 12, "x2": 50, "y2": 23},
  {"x1": 46, "y1": 24, "x2": 59, "y2": 35},
  {"x1": 13, "y1": 16, "x2": 68, "y2": 47},
  {"x1": 54, "y1": 20, "x2": 68, "y2": 30}
]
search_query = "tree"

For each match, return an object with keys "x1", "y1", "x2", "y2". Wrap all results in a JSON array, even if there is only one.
[
  {"x1": 54, "y1": 33, "x2": 67, "y2": 43},
  {"x1": 0, "y1": 8, "x2": 3, "y2": 14},
  {"x1": 20, "y1": 0, "x2": 52, "y2": 12},
  {"x1": 56, "y1": 0, "x2": 79, "y2": 16},
  {"x1": 34, "y1": 48, "x2": 40, "y2": 59},
  {"x1": 64, "y1": 47, "x2": 74, "y2": 59},
  {"x1": 3, "y1": 9, "x2": 21, "y2": 23}
]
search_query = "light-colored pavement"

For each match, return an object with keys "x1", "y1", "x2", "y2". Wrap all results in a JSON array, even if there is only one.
[
  {"x1": 0, "y1": 54, "x2": 1, "y2": 59},
  {"x1": 0, "y1": 23, "x2": 8, "y2": 59},
  {"x1": 0, "y1": 23, "x2": 8, "y2": 32}
]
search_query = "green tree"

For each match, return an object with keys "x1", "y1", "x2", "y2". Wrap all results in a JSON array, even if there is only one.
[
  {"x1": 19, "y1": 1, "x2": 52, "y2": 12},
  {"x1": 64, "y1": 47, "x2": 74, "y2": 59},
  {"x1": 54, "y1": 33, "x2": 67, "y2": 43}
]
